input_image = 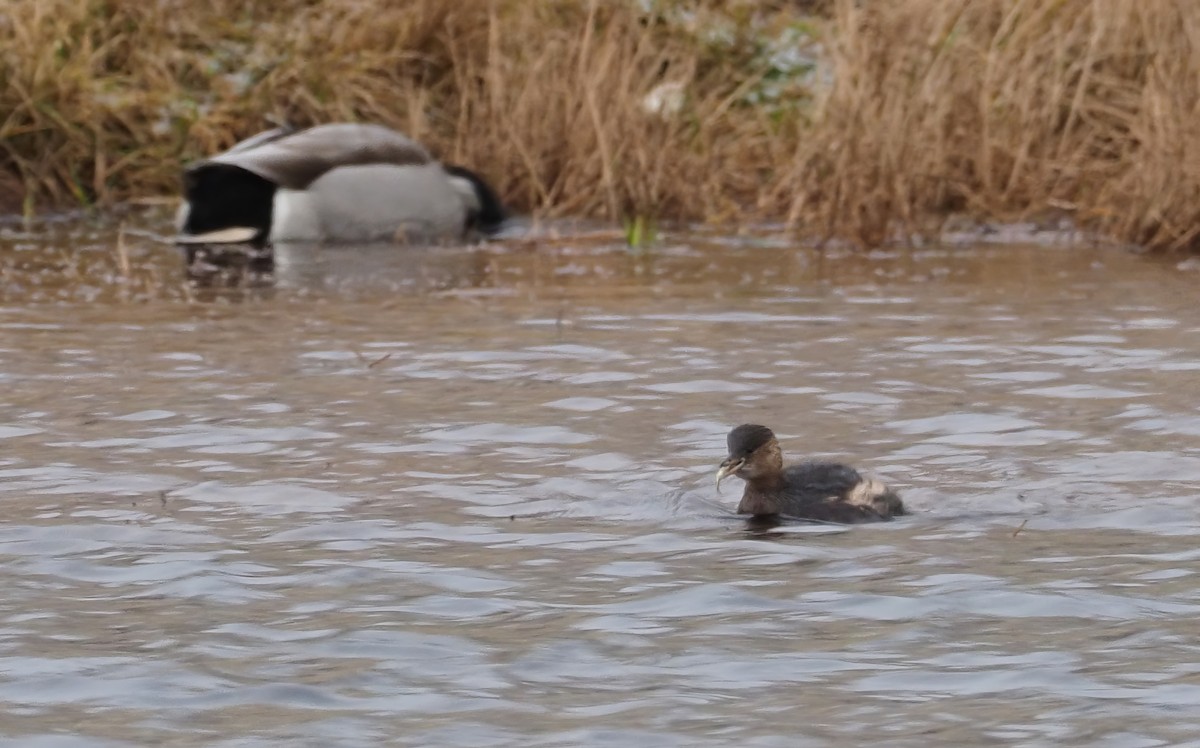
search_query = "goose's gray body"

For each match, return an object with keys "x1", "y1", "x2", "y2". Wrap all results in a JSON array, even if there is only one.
[
  {"x1": 270, "y1": 162, "x2": 478, "y2": 243},
  {"x1": 177, "y1": 123, "x2": 505, "y2": 247}
]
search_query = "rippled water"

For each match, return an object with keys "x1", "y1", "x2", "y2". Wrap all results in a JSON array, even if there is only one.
[{"x1": 2, "y1": 223, "x2": 1200, "y2": 746}]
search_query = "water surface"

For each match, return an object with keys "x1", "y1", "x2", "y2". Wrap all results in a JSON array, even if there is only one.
[{"x1": 2, "y1": 222, "x2": 1199, "y2": 746}]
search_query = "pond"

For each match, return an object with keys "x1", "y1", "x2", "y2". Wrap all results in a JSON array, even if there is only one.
[{"x1": 2, "y1": 217, "x2": 1199, "y2": 746}]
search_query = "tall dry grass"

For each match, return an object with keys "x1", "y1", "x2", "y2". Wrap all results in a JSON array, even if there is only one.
[
  {"x1": 790, "y1": 0, "x2": 1200, "y2": 250},
  {"x1": 0, "y1": 0, "x2": 784, "y2": 218},
  {"x1": 2, "y1": 0, "x2": 1200, "y2": 251}
]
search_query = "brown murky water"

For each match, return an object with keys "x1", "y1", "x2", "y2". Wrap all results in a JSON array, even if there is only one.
[{"x1": 2, "y1": 217, "x2": 1200, "y2": 746}]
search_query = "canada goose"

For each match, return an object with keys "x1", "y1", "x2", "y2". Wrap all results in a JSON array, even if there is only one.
[{"x1": 175, "y1": 123, "x2": 507, "y2": 250}]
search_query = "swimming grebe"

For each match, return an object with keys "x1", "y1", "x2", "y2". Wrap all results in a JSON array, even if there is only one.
[{"x1": 715, "y1": 424, "x2": 904, "y2": 523}]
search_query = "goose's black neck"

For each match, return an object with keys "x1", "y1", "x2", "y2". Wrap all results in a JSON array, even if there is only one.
[{"x1": 181, "y1": 163, "x2": 275, "y2": 248}]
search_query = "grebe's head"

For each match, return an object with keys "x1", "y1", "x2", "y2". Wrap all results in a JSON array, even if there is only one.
[{"x1": 715, "y1": 424, "x2": 783, "y2": 492}]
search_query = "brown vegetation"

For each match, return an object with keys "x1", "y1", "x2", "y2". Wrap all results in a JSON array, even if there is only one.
[
  {"x1": 1, "y1": 0, "x2": 1199, "y2": 250},
  {"x1": 795, "y1": 1, "x2": 1200, "y2": 251}
]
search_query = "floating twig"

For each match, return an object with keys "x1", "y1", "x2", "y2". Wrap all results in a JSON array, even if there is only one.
[{"x1": 354, "y1": 350, "x2": 393, "y2": 368}]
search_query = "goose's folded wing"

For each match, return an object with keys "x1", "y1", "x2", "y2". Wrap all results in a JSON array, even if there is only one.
[
  {"x1": 194, "y1": 123, "x2": 434, "y2": 190},
  {"x1": 223, "y1": 126, "x2": 294, "y2": 156}
]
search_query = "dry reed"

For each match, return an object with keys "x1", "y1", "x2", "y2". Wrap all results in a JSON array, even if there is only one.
[
  {"x1": 2, "y1": 0, "x2": 1199, "y2": 251},
  {"x1": 791, "y1": 0, "x2": 1200, "y2": 250}
]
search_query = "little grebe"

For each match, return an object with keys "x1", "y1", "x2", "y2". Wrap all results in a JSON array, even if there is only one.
[{"x1": 715, "y1": 424, "x2": 904, "y2": 523}]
